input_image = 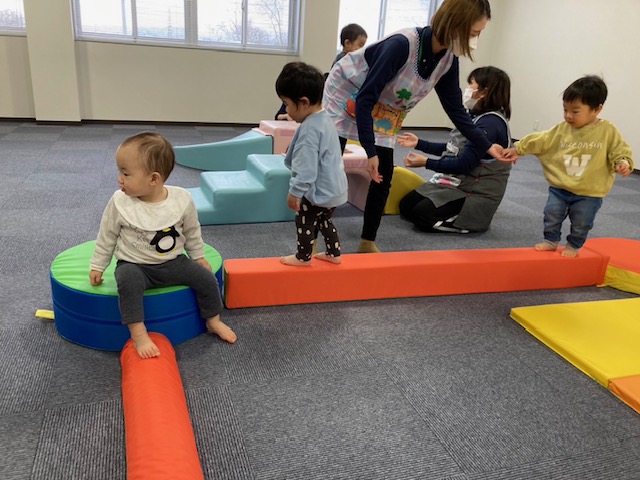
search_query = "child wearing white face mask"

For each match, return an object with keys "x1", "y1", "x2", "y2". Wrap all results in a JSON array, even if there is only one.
[
  {"x1": 462, "y1": 83, "x2": 480, "y2": 110},
  {"x1": 398, "y1": 66, "x2": 513, "y2": 234}
]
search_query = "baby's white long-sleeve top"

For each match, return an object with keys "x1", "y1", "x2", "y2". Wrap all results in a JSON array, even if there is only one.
[{"x1": 90, "y1": 186, "x2": 205, "y2": 272}]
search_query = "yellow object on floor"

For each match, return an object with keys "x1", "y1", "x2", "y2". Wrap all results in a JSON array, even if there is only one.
[
  {"x1": 511, "y1": 297, "x2": 640, "y2": 414},
  {"x1": 384, "y1": 166, "x2": 426, "y2": 215},
  {"x1": 511, "y1": 298, "x2": 640, "y2": 387},
  {"x1": 35, "y1": 309, "x2": 55, "y2": 320}
]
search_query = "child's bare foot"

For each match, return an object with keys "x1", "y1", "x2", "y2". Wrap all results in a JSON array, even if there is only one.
[
  {"x1": 534, "y1": 241, "x2": 557, "y2": 252},
  {"x1": 280, "y1": 254, "x2": 311, "y2": 267},
  {"x1": 206, "y1": 315, "x2": 237, "y2": 344},
  {"x1": 358, "y1": 239, "x2": 381, "y2": 253},
  {"x1": 314, "y1": 252, "x2": 342, "y2": 264},
  {"x1": 561, "y1": 246, "x2": 579, "y2": 258},
  {"x1": 133, "y1": 335, "x2": 161, "y2": 359},
  {"x1": 128, "y1": 323, "x2": 160, "y2": 359}
]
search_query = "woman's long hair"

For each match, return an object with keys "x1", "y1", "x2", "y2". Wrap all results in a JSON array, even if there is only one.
[{"x1": 468, "y1": 66, "x2": 511, "y2": 119}]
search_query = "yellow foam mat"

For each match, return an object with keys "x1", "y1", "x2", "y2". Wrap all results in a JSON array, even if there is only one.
[
  {"x1": 510, "y1": 298, "x2": 640, "y2": 388},
  {"x1": 603, "y1": 266, "x2": 640, "y2": 295}
]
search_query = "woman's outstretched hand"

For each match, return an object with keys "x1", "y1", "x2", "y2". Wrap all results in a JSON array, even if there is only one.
[
  {"x1": 368, "y1": 155, "x2": 383, "y2": 183},
  {"x1": 397, "y1": 132, "x2": 419, "y2": 148},
  {"x1": 403, "y1": 151, "x2": 428, "y2": 168},
  {"x1": 488, "y1": 143, "x2": 513, "y2": 163}
]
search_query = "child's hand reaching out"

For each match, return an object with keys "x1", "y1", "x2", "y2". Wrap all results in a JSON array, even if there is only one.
[
  {"x1": 616, "y1": 160, "x2": 632, "y2": 177},
  {"x1": 502, "y1": 148, "x2": 519, "y2": 164}
]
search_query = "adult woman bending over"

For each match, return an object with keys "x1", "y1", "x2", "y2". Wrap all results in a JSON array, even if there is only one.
[{"x1": 323, "y1": 0, "x2": 503, "y2": 253}]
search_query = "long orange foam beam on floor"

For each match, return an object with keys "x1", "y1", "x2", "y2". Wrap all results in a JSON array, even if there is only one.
[
  {"x1": 223, "y1": 246, "x2": 610, "y2": 309},
  {"x1": 121, "y1": 333, "x2": 204, "y2": 480}
]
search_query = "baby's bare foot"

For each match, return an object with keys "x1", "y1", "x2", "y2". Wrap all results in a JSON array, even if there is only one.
[
  {"x1": 534, "y1": 241, "x2": 557, "y2": 252},
  {"x1": 206, "y1": 316, "x2": 237, "y2": 344},
  {"x1": 133, "y1": 334, "x2": 161, "y2": 359},
  {"x1": 561, "y1": 246, "x2": 579, "y2": 258},
  {"x1": 128, "y1": 323, "x2": 161, "y2": 359},
  {"x1": 280, "y1": 254, "x2": 311, "y2": 267},
  {"x1": 314, "y1": 252, "x2": 342, "y2": 264}
]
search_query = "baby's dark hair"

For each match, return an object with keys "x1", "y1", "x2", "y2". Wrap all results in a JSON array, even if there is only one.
[
  {"x1": 563, "y1": 75, "x2": 607, "y2": 110},
  {"x1": 340, "y1": 23, "x2": 367, "y2": 46},
  {"x1": 120, "y1": 132, "x2": 175, "y2": 181},
  {"x1": 275, "y1": 62, "x2": 325, "y2": 106},
  {"x1": 468, "y1": 66, "x2": 511, "y2": 119}
]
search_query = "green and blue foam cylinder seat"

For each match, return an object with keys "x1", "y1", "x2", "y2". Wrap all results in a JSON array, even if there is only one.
[{"x1": 50, "y1": 241, "x2": 223, "y2": 351}]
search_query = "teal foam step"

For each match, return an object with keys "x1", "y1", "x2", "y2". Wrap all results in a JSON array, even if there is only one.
[
  {"x1": 174, "y1": 131, "x2": 273, "y2": 171},
  {"x1": 189, "y1": 154, "x2": 295, "y2": 225}
]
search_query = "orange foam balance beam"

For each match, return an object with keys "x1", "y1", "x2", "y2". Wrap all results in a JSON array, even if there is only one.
[
  {"x1": 121, "y1": 333, "x2": 204, "y2": 480},
  {"x1": 583, "y1": 237, "x2": 640, "y2": 294},
  {"x1": 223, "y1": 247, "x2": 609, "y2": 308}
]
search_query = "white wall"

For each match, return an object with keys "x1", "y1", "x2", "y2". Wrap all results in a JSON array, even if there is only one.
[
  {"x1": 0, "y1": 0, "x2": 638, "y2": 164},
  {"x1": 0, "y1": 35, "x2": 33, "y2": 117},
  {"x1": 23, "y1": 0, "x2": 80, "y2": 122},
  {"x1": 480, "y1": 0, "x2": 639, "y2": 159}
]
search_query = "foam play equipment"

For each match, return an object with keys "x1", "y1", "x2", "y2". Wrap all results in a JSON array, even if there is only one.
[
  {"x1": 384, "y1": 166, "x2": 426, "y2": 215},
  {"x1": 183, "y1": 133, "x2": 373, "y2": 216},
  {"x1": 340, "y1": 159, "x2": 427, "y2": 214},
  {"x1": 223, "y1": 245, "x2": 609, "y2": 308},
  {"x1": 174, "y1": 130, "x2": 273, "y2": 171},
  {"x1": 173, "y1": 122, "x2": 376, "y2": 215},
  {"x1": 35, "y1": 309, "x2": 55, "y2": 320},
  {"x1": 252, "y1": 120, "x2": 299, "y2": 154},
  {"x1": 583, "y1": 237, "x2": 640, "y2": 295},
  {"x1": 50, "y1": 241, "x2": 222, "y2": 351},
  {"x1": 510, "y1": 297, "x2": 640, "y2": 415},
  {"x1": 609, "y1": 376, "x2": 640, "y2": 414},
  {"x1": 174, "y1": 120, "x2": 296, "y2": 171},
  {"x1": 188, "y1": 154, "x2": 294, "y2": 225},
  {"x1": 342, "y1": 144, "x2": 370, "y2": 211},
  {"x1": 121, "y1": 332, "x2": 204, "y2": 480}
]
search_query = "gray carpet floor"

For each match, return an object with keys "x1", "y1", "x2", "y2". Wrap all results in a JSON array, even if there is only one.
[{"x1": 1, "y1": 121, "x2": 639, "y2": 480}]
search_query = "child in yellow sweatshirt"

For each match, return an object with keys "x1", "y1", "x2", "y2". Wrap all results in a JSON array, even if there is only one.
[{"x1": 504, "y1": 75, "x2": 633, "y2": 257}]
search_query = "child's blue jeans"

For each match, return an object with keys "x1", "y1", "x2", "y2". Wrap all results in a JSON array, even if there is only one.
[{"x1": 543, "y1": 186, "x2": 603, "y2": 250}]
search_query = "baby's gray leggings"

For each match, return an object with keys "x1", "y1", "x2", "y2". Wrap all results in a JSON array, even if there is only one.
[{"x1": 114, "y1": 256, "x2": 223, "y2": 324}]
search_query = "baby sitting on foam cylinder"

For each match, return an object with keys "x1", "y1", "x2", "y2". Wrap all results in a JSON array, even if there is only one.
[{"x1": 89, "y1": 132, "x2": 237, "y2": 358}]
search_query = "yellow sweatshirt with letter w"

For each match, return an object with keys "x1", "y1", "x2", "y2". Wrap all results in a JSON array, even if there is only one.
[{"x1": 515, "y1": 120, "x2": 633, "y2": 198}]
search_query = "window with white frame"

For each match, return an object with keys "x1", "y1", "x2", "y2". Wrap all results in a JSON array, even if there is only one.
[
  {"x1": 337, "y1": 0, "x2": 444, "y2": 48},
  {"x1": 72, "y1": 0, "x2": 300, "y2": 54},
  {"x1": 0, "y1": 0, "x2": 26, "y2": 34}
]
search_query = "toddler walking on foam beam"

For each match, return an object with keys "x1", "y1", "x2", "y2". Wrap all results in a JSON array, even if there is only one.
[
  {"x1": 504, "y1": 75, "x2": 634, "y2": 257},
  {"x1": 276, "y1": 62, "x2": 348, "y2": 267},
  {"x1": 89, "y1": 132, "x2": 236, "y2": 358}
]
